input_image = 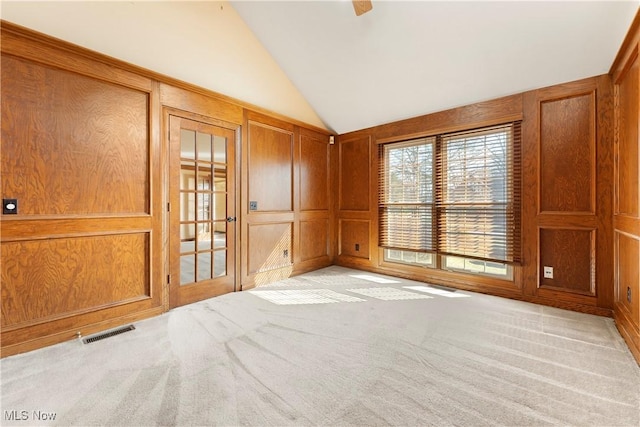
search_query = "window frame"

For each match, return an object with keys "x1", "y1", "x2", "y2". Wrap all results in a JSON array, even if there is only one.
[
  {"x1": 378, "y1": 137, "x2": 436, "y2": 254},
  {"x1": 378, "y1": 122, "x2": 521, "y2": 279}
]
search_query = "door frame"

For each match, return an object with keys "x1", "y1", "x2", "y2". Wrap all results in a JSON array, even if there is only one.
[{"x1": 162, "y1": 107, "x2": 241, "y2": 309}]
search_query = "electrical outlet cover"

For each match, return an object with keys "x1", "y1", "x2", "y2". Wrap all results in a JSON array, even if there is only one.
[{"x1": 543, "y1": 266, "x2": 553, "y2": 279}]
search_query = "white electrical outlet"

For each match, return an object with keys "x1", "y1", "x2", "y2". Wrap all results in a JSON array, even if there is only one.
[{"x1": 543, "y1": 266, "x2": 554, "y2": 279}]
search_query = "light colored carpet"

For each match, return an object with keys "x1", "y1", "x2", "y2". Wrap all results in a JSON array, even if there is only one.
[{"x1": 1, "y1": 266, "x2": 639, "y2": 426}]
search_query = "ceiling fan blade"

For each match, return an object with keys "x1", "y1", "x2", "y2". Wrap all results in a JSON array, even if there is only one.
[{"x1": 352, "y1": 0, "x2": 373, "y2": 16}]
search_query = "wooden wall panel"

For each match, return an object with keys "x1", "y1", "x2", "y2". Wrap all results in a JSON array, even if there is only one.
[
  {"x1": 539, "y1": 228, "x2": 595, "y2": 295},
  {"x1": 1, "y1": 233, "x2": 149, "y2": 329},
  {"x1": 300, "y1": 219, "x2": 329, "y2": 261},
  {"x1": 333, "y1": 75, "x2": 613, "y2": 315},
  {"x1": 300, "y1": 132, "x2": 330, "y2": 211},
  {"x1": 248, "y1": 121, "x2": 294, "y2": 212},
  {"x1": 612, "y1": 11, "x2": 640, "y2": 363},
  {"x1": 616, "y1": 52, "x2": 639, "y2": 217},
  {"x1": 340, "y1": 219, "x2": 370, "y2": 259},
  {"x1": 1, "y1": 56, "x2": 149, "y2": 215},
  {"x1": 616, "y1": 232, "x2": 640, "y2": 328},
  {"x1": 248, "y1": 222, "x2": 292, "y2": 274},
  {"x1": 0, "y1": 30, "x2": 163, "y2": 357},
  {"x1": 539, "y1": 93, "x2": 595, "y2": 213},
  {"x1": 296, "y1": 128, "x2": 333, "y2": 271},
  {"x1": 373, "y1": 94, "x2": 523, "y2": 142},
  {"x1": 339, "y1": 136, "x2": 371, "y2": 211},
  {"x1": 523, "y1": 76, "x2": 613, "y2": 312},
  {"x1": 241, "y1": 113, "x2": 332, "y2": 290},
  {"x1": 0, "y1": 21, "x2": 334, "y2": 355}
]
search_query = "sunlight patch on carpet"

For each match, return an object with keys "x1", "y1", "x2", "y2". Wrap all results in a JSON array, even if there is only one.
[
  {"x1": 346, "y1": 287, "x2": 433, "y2": 301},
  {"x1": 404, "y1": 285, "x2": 471, "y2": 298},
  {"x1": 349, "y1": 274, "x2": 401, "y2": 284},
  {"x1": 249, "y1": 289, "x2": 365, "y2": 305}
]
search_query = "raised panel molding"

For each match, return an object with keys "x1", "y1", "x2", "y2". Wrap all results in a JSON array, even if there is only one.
[
  {"x1": 300, "y1": 132, "x2": 330, "y2": 211},
  {"x1": 339, "y1": 136, "x2": 371, "y2": 211},
  {"x1": 247, "y1": 121, "x2": 294, "y2": 212},
  {"x1": 0, "y1": 21, "x2": 335, "y2": 356},
  {"x1": 339, "y1": 219, "x2": 370, "y2": 259},
  {"x1": 1, "y1": 233, "x2": 150, "y2": 330},
  {"x1": 524, "y1": 75, "x2": 613, "y2": 311},
  {"x1": 300, "y1": 219, "x2": 330, "y2": 261},
  {"x1": 1, "y1": 55, "x2": 151, "y2": 215},
  {"x1": 612, "y1": 14, "x2": 640, "y2": 363},
  {"x1": 247, "y1": 222, "x2": 293, "y2": 275},
  {"x1": 539, "y1": 91, "x2": 596, "y2": 214},
  {"x1": 615, "y1": 232, "x2": 640, "y2": 328},
  {"x1": 538, "y1": 228, "x2": 596, "y2": 296},
  {"x1": 615, "y1": 49, "x2": 640, "y2": 217}
]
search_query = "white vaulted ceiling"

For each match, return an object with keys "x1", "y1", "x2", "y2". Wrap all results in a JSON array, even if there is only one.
[
  {"x1": 232, "y1": 0, "x2": 638, "y2": 134},
  {"x1": 0, "y1": 0, "x2": 328, "y2": 129},
  {"x1": 1, "y1": 1, "x2": 638, "y2": 135}
]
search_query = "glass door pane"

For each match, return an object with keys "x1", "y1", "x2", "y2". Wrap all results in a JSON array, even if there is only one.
[{"x1": 179, "y1": 129, "x2": 228, "y2": 285}]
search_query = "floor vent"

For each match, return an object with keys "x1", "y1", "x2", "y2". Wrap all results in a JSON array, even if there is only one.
[{"x1": 83, "y1": 325, "x2": 135, "y2": 344}]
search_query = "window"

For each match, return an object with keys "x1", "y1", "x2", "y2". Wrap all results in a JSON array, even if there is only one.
[
  {"x1": 379, "y1": 123, "x2": 521, "y2": 278},
  {"x1": 379, "y1": 138, "x2": 435, "y2": 259}
]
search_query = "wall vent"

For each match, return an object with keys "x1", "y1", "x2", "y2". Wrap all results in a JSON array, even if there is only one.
[{"x1": 83, "y1": 325, "x2": 135, "y2": 344}]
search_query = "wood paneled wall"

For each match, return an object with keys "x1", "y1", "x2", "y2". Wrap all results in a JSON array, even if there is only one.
[
  {"x1": 0, "y1": 28, "x2": 164, "y2": 356},
  {"x1": 611, "y1": 12, "x2": 640, "y2": 363},
  {"x1": 335, "y1": 76, "x2": 614, "y2": 316},
  {"x1": 0, "y1": 22, "x2": 331, "y2": 356},
  {"x1": 337, "y1": 134, "x2": 373, "y2": 263},
  {"x1": 241, "y1": 112, "x2": 333, "y2": 289},
  {"x1": 522, "y1": 76, "x2": 613, "y2": 312}
]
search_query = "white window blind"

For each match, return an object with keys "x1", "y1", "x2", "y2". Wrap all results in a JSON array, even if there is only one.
[
  {"x1": 379, "y1": 138, "x2": 435, "y2": 252},
  {"x1": 379, "y1": 122, "x2": 521, "y2": 265},
  {"x1": 436, "y1": 123, "x2": 521, "y2": 263}
]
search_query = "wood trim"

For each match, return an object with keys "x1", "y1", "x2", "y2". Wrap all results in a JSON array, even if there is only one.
[
  {"x1": 610, "y1": 7, "x2": 640, "y2": 76},
  {"x1": 1, "y1": 20, "x2": 329, "y2": 357},
  {"x1": 338, "y1": 134, "x2": 372, "y2": 212},
  {"x1": 374, "y1": 113, "x2": 524, "y2": 145},
  {"x1": 1, "y1": 24, "x2": 152, "y2": 92},
  {"x1": 615, "y1": 216, "x2": 640, "y2": 236},
  {"x1": 612, "y1": 7, "x2": 640, "y2": 365},
  {"x1": 0, "y1": 306, "x2": 164, "y2": 358},
  {"x1": 336, "y1": 74, "x2": 614, "y2": 322},
  {"x1": 536, "y1": 87, "x2": 597, "y2": 216},
  {"x1": 0, "y1": 217, "x2": 153, "y2": 242},
  {"x1": 536, "y1": 226, "x2": 597, "y2": 297},
  {"x1": 335, "y1": 257, "x2": 610, "y2": 317},
  {"x1": 613, "y1": 48, "x2": 640, "y2": 218},
  {"x1": 613, "y1": 45, "x2": 638, "y2": 86},
  {"x1": 614, "y1": 305, "x2": 640, "y2": 362},
  {"x1": 337, "y1": 218, "x2": 371, "y2": 259},
  {"x1": 160, "y1": 84, "x2": 243, "y2": 125},
  {"x1": 2, "y1": 294, "x2": 153, "y2": 332},
  {"x1": 371, "y1": 94, "x2": 523, "y2": 142}
]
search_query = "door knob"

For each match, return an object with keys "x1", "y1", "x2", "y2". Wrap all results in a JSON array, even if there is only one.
[{"x1": 226, "y1": 216, "x2": 237, "y2": 222}]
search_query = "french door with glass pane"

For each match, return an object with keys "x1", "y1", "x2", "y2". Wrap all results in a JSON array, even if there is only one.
[{"x1": 169, "y1": 116, "x2": 236, "y2": 308}]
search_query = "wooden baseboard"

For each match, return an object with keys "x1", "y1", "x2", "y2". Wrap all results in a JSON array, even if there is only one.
[
  {"x1": 334, "y1": 260, "x2": 614, "y2": 318},
  {"x1": 614, "y1": 307, "x2": 640, "y2": 365},
  {"x1": 1, "y1": 306, "x2": 164, "y2": 358}
]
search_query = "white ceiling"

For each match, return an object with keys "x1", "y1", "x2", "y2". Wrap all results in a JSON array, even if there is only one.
[
  {"x1": 0, "y1": 1, "x2": 327, "y2": 130},
  {"x1": 231, "y1": 0, "x2": 638, "y2": 134}
]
